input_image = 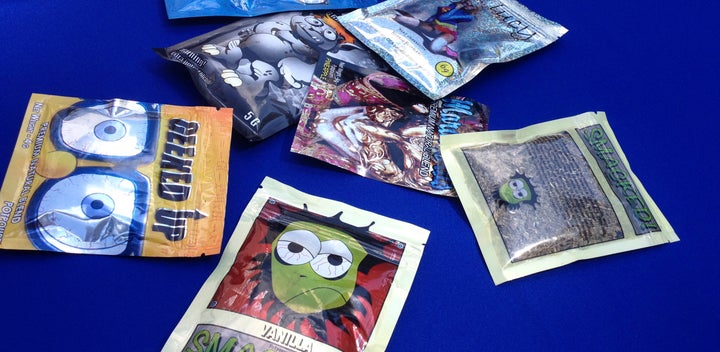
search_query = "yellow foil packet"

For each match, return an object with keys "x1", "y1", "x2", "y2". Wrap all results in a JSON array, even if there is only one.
[
  {"x1": 441, "y1": 111, "x2": 678, "y2": 284},
  {"x1": 0, "y1": 93, "x2": 233, "y2": 257}
]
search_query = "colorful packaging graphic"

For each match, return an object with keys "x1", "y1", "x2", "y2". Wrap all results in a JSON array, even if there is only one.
[
  {"x1": 156, "y1": 12, "x2": 377, "y2": 142},
  {"x1": 164, "y1": 0, "x2": 380, "y2": 19},
  {"x1": 162, "y1": 177, "x2": 428, "y2": 352},
  {"x1": 0, "y1": 93, "x2": 233, "y2": 257},
  {"x1": 338, "y1": 0, "x2": 568, "y2": 99},
  {"x1": 440, "y1": 112, "x2": 679, "y2": 284},
  {"x1": 291, "y1": 49, "x2": 489, "y2": 196}
]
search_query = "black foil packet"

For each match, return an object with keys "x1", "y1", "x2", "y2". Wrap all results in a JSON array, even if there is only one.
[{"x1": 156, "y1": 12, "x2": 370, "y2": 141}]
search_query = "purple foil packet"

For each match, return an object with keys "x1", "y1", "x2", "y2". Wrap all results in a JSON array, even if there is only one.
[{"x1": 291, "y1": 48, "x2": 489, "y2": 196}]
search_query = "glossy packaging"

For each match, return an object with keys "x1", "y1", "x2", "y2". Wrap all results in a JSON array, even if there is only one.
[
  {"x1": 0, "y1": 94, "x2": 233, "y2": 257},
  {"x1": 162, "y1": 177, "x2": 428, "y2": 352},
  {"x1": 164, "y1": 0, "x2": 380, "y2": 19},
  {"x1": 157, "y1": 12, "x2": 365, "y2": 141},
  {"x1": 291, "y1": 50, "x2": 489, "y2": 196},
  {"x1": 338, "y1": 0, "x2": 568, "y2": 99}
]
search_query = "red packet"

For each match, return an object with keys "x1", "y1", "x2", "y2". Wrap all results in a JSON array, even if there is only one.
[{"x1": 162, "y1": 177, "x2": 428, "y2": 351}]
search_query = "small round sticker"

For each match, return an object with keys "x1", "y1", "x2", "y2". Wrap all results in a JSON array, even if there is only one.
[{"x1": 435, "y1": 61, "x2": 455, "y2": 77}]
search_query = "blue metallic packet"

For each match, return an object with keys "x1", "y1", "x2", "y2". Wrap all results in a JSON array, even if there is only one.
[
  {"x1": 156, "y1": 12, "x2": 368, "y2": 141},
  {"x1": 338, "y1": 0, "x2": 568, "y2": 100},
  {"x1": 164, "y1": 0, "x2": 380, "y2": 19}
]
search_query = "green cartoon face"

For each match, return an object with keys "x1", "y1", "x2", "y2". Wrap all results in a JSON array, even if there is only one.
[
  {"x1": 499, "y1": 177, "x2": 533, "y2": 205},
  {"x1": 271, "y1": 221, "x2": 368, "y2": 314},
  {"x1": 496, "y1": 172, "x2": 538, "y2": 210}
]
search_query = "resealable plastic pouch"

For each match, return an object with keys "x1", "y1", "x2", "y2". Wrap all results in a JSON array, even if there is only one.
[
  {"x1": 338, "y1": 0, "x2": 568, "y2": 100},
  {"x1": 156, "y1": 12, "x2": 365, "y2": 142},
  {"x1": 162, "y1": 177, "x2": 428, "y2": 352},
  {"x1": 440, "y1": 112, "x2": 679, "y2": 284},
  {"x1": 0, "y1": 93, "x2": 232, "y2": 257},
  {"x1": 291, "y1": 49, "x2": 489, "y2": 196},
  {"x1": 164, "y1": 0, "x2": 380, "y2": 19}
]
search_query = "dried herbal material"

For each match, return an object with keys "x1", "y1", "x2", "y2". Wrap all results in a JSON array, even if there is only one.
[
  {"x1": 440, "y1": 111, "x2": 679, "y2": 284},
  {"x1": 162, "y1": 177, "x2": 428, "y2": 352}
]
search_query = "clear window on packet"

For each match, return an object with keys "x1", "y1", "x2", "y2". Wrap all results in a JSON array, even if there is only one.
[
  {"x1": 440, "y1": 112, "x2": 679, "y2": 284},
  {"x1": 162, "y1": 177, "x2": 428, "y2": 352}
]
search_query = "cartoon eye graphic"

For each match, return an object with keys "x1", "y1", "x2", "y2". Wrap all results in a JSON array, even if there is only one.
[
  {"x1": 496, "y1": 172, "x2": 538, "y2": 209},
  {"x1": 25, "y1": 167, "x2": 149, "y2": 255},
  {"x1": 509, "y1": 179, "x2": 523, "y2": 189},
  {"x1": 513, "y1": 188, "x2": 528, "y2": 200},
  {"x1": 50, "y1": 99, "x2": 159, "y2": 163},
  {"x1": 93, "y1": 119, "x2": 127, "y2": 142},
  {"x1": 81, "y1": 193, "x2": 115, "y2": 219},
  {"x1": 310, "y1": 240, "x2": 353, "y2": 279},
  {"x1": 270, "y1": 220, "x2": 370, "y2": 313},
  {"x1": 275, "y1": 229, "x2": 321, "y2": 265},
  {"x1": 304, "y1": 17, "x2": 324, "y2": 27},
  {"x1": 323, "y1": 29, "x2": 338, "y2": 41},
  {"x1": 508, "y1": 178, "x2": 529, "y2": 199}
]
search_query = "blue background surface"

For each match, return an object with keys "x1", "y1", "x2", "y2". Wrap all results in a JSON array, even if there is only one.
[{"x1": 0, "y1": 1, "x2": 718, "y2": 350}]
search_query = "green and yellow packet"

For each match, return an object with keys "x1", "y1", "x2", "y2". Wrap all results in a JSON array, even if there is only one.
[
  {"x1": 162, "y1": 177, "x2": 428, "y2": 352},
  {"x1": 441, "y1": 111, "x2": 678, "y2": 284},
  {"x1": 0, "y1": 93, "x2": 233, "y2": 257}
]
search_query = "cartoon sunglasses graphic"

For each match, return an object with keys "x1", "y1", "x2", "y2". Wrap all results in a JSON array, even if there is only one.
[{"x1": 25, "y1": 99, "x2": 159, "y2": 255}]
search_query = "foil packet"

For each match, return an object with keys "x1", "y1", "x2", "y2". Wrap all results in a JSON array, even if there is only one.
[
  {"x1": 440, "y1": 112, "x2": 679, "y2": 284},
  {"x1": 156, "y1": 12, "x2": 371, "y2": 142},
  {"x1": 164, "y1": 0, "x2": 380, "y2": 19},
  {"x1": 291, "y1": 48, "x2": 489, "y2": 196},
  {"x1": 0, "y1": 93, "x2": 233, "y2": 257},
  {"x1": 162, "y1": 177, "x2": 428, "y2": 352},
  {"x1": 338, "y1": 0, "x2": 568, "y2": 100}
]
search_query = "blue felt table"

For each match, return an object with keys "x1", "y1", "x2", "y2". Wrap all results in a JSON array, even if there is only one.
[{"x1": 0, "y1": 1, "x2": 717, "y2": 350}]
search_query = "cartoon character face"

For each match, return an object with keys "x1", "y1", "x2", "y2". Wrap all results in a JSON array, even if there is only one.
[
  {"x1": 497, "y1": 173, "x2": 537, "y2": 209},
  {"x1": 25, "y1": 168, "x2": 148, "y2": 255},
  {"x1": 290, "y1": 15, "x2": 339, "y2": 52},
  {"x1": 499, "y1": 177, "x2": 532, "y2": 205},
  {"x1": 51, "y1": 99, "x2": 159, "y2": 162},
  {"x1": 271, "y1": 221, "x2": 368, "y2": 314}
]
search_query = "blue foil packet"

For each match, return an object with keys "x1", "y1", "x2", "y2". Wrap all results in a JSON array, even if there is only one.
[
  {"x1": 338, "y1": 0, "x2": 568, "y2": 100},
  {"x1": 165, "y1": 0, "x2": 380, "y2": 19}
]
